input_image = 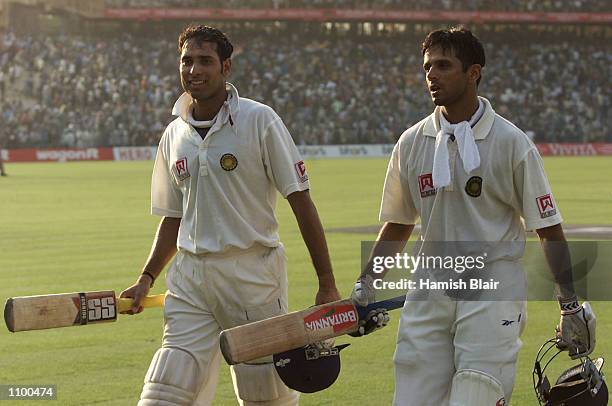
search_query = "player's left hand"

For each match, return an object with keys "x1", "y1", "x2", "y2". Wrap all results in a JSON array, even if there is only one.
[
  {"x1": 556, "y1": 297, "x2": 596, "y2": 359},
  {"x1": 349, "y1": 308, "x2": 390, "y2": 337}
]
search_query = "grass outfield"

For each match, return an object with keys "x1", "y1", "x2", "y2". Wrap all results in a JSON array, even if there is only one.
[{"x1": 0, "y1": 157, "x2": 610, "y2": 405}]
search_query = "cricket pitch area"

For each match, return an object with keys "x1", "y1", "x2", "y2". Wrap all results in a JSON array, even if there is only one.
[{"x1": 0, "y1": 156, "x2": 610, "y2": 405}]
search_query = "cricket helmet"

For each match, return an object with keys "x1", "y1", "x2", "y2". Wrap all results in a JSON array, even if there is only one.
[
  {"x1": 273, "y1": 343, "x2": 349, "y2": 393},
  {"x1": 533, "y1": 338, "x2": 607, "y2": 405}
]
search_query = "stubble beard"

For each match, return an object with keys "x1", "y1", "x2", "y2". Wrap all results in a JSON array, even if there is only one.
[{"x1": 433, "y1": 82, "x2": 467, "y2": 108}]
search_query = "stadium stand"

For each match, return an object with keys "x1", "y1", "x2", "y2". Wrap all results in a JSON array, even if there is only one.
[
  {"x1": 105, "y1": 0, "x2": 611, "y2": 12},
  {"x1": 0, "y1": 0, "x2": 609, "y2": 148}
]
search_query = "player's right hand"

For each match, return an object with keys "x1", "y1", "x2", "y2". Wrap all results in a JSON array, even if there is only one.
[
  {"x1": 119, "y1": 276, "x2": 151, "y2": 314},
  {"x1": 349, "y1": 308, "x2": 390, "y2": 337},
  {"x1": 350, "y1": 274, "x2": 376, "y2": 307}
]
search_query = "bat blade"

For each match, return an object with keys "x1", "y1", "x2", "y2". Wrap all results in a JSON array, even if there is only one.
[
  {"x1": 220, "y1": 295, "x2": 405, "y2": 365},
  {"x1": 4, "y1": 291, "x2": 165, "y2": 332}
]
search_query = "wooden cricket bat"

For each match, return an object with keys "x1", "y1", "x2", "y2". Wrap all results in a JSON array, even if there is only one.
[
  {"x1": 220, "y1": 295, "x2": 405, "y2": 365},
  {"x1": 4, "y1": 291, "x2": 165, "y2": 332}
]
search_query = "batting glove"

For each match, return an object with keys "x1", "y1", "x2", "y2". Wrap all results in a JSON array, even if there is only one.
[
  {"x1": 556, "y1": 296, "x2": 596, "y2": 359},
  {"x1": 350, "y1": 274, "x2": 376, "y2": 307},
  {"x1": 349, "y1": 308, "x2": 390, "y2": 337}
]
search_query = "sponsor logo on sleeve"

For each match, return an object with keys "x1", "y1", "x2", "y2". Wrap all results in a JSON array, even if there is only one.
[
  {"x1": 294, "y1": 160, "x2": 308, "y2": 183},
  {"x1": 536, "y1": 194, "x2": 557, "y2": 218},
  {"x1": 303, "y1": 304, "x2": 357, "y2": 333},
  {"x1": 175, "y1": 157, "x2": 190, "y2": 181},
  {"x1": 418, "y1": 173, "x2": 436, "y2": 198}
]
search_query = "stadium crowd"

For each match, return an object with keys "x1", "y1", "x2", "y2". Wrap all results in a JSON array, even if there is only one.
[
  {"x1": 105, "y1": 0, "x2": 611, "y2": 12},
  {"x1": 0, "y1": 30, "x2": 609, "y2": 147}
]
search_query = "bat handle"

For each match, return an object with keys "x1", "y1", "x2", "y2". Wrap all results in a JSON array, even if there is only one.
[
  {"x1": 117, "y1": 294, "x2": 165, "y2": 313},
  {"x1": 357, "y1": 295, "x2": 406, "y2": 319}
]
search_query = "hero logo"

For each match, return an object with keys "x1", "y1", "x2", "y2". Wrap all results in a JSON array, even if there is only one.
[
  {"x1": 303, "y1": 304, "x2": 357, "y2": 333},
  {"x1": 536, "y1": 194, "x2": 557, "y2": 219},
  {"x1": 294, "y1": 160, "x2": 308, "y2": 183},
  {"x1": 87, "y1": 297, "x2": 116, "y2": 321},
  {"x1": 418, "y1": 173, "x2": 436, "y2": 198}
]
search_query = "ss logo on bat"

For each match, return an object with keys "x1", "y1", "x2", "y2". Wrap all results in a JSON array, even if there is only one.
[{"x1": 88, "y1": 297, "x2": 116, "y2": 321}]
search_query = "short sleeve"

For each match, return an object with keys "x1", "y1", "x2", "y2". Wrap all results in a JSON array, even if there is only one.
[
  {"x1": 513, "y1": 147, "x2": 562, "y2": 230},
  {"x1": 151, "y1": 139, "x2": 183, "y2": 218},
  {"x1": 262, "y1": 114, "x2": 310, "y2": 198},
  {"x1": 379, "y1": 141, "x2": 418, "y2": 225}
]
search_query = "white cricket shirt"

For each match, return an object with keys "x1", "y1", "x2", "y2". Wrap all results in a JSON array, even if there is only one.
[
  {"x1": 151, "y1": 83, "x2": 310, "y2": 254},
  {"x1": 380, "y1": 97, "x2": 563, "y2": 244}
]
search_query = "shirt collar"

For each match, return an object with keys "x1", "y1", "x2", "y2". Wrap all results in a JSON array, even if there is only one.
[
  {"x1": 171, "y1": 82, "x2": 240, "y2": 124},
  {"x1": 423, "y1": 96, "x2": 495, "y2": 140}
]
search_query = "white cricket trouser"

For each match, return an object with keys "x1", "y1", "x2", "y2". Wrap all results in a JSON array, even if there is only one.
[
  {"x1": 393, "y1": 291, "x2": 526, "y2": 406},
  {"x1": 152, "y1": 244, "x2": 297, "y2": 405}
]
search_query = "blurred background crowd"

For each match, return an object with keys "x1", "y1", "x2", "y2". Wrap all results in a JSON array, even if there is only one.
[
  {"x1": 106, "y1": 0, "x2": 611, "y2": 12},
  {"x1": 0, "y1": 0, "x2": 609, "y2": 148}
]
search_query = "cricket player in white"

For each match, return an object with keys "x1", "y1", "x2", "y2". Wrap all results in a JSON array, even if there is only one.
[
  {"x1": 351, "y1": 27, "x2": 596, "y2": 405},
  {"x1": 120, "y1": 25, "x2": 340, "y2": 406}
]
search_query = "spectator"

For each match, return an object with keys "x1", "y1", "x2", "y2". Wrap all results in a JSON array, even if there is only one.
[
  {"x1": 104, "y1": 0, "x2": 612, "y2": 12},
  {"x1": 0, "y1": 30, "x2": 609, "y2": 147}
]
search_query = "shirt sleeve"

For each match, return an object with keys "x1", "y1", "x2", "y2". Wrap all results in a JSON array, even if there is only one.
[
  {"x1": 513, "y1": 147, "x2": 562, "y2": 230},
  {"x1": 261, "y1": 112, "x2": 310, "y2": 198},
  {"x1": 151, "y1": 137, "x2": 183, "y2": 218},
  {"x1": 379, "y1": 140, "x2": 418, "y2": 225}
]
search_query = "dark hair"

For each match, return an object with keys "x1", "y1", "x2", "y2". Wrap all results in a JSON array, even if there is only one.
[
  {"x1": 178, "y1": 24, "x2": 234, "y2": 62},
  {"x1": 422, "y1": 26, "x2": 485, "y2": 85}
]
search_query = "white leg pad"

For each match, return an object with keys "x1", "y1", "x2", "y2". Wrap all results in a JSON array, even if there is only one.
[
  {"x1": 449, "y1": 369, "x2": 507, "y2": 406},
  {"x1": 231, "y1": 363, "x2": 299, "y2": 405},
  {"x1": 138, "y1": 348, "x2": 200, "y2": 406}
]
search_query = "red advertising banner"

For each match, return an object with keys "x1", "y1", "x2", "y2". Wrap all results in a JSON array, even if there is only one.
[
  {"x1": 2, "y1": 144, "x2": 611, "y2": 162},
  {"x1": 5, "y1": 148, "x2": 114, "y2": 162},
  {"x1": 104, "y1": 8, "x2": 612, "y2": 24},
  {"x1": 537, "y1": 143, "x2": 612, "y2": 156},
  {"x1": 113, "y1": 146, "x2": 157, "y2": 161}
]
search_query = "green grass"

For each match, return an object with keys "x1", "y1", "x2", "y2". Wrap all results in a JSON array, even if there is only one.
[{"x1": 0, "y1": 157, "x2": 610, "y2": 405}]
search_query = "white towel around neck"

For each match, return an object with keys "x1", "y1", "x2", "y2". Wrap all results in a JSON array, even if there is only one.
[
  {"x1": 432, "y1": 99, "x2": 484, "y2": 189},
  {"x1": 187, "y1": 108, "x2": 217, "y2": 128}
]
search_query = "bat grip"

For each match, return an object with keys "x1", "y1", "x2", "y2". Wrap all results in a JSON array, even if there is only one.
[
  {"x1": 117, "y1": 294, "x2": 165, "y2": 313},
  {"x1": 357, "y1": 295, "x2": 405, "y2": 319}
]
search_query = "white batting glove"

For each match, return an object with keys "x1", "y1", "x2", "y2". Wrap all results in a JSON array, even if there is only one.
[
  {"x1": 350, "y1": 274, "x2": 376, "y2": 307},
  {"x1": 349, "y1": 308, "x2": 390, "y2": 337},
  {"x1": 556, "y1": 297, "x2": 596, "y2": 359}
]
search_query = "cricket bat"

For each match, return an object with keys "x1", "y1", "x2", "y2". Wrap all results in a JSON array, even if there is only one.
[
  {"x1": 4, "y1": 291, "x2": 165, "y2": 332},
  {"x1": 220, "y1": 295, "x2": 405, "y2": 365}
]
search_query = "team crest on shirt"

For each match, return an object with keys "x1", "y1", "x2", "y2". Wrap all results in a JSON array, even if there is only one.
[
  {"x1": 175, "y1": 157, "x2": 190, "y2": 181},
  {"x1": 294, "y1": 160, "x2": 308, "y2": 183},
  {"x1": 220, "y1": 153, "x2": 238, "y2": 171},
  {"x1": 536, "y1": 194, "x2": 557, "y2": 218},
  {"x1": 418, "y1": 173, "x2": 436, "y2": 198},
  {"x1": 465, "y1": 176, "x2": 482, "y2": 197}
]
